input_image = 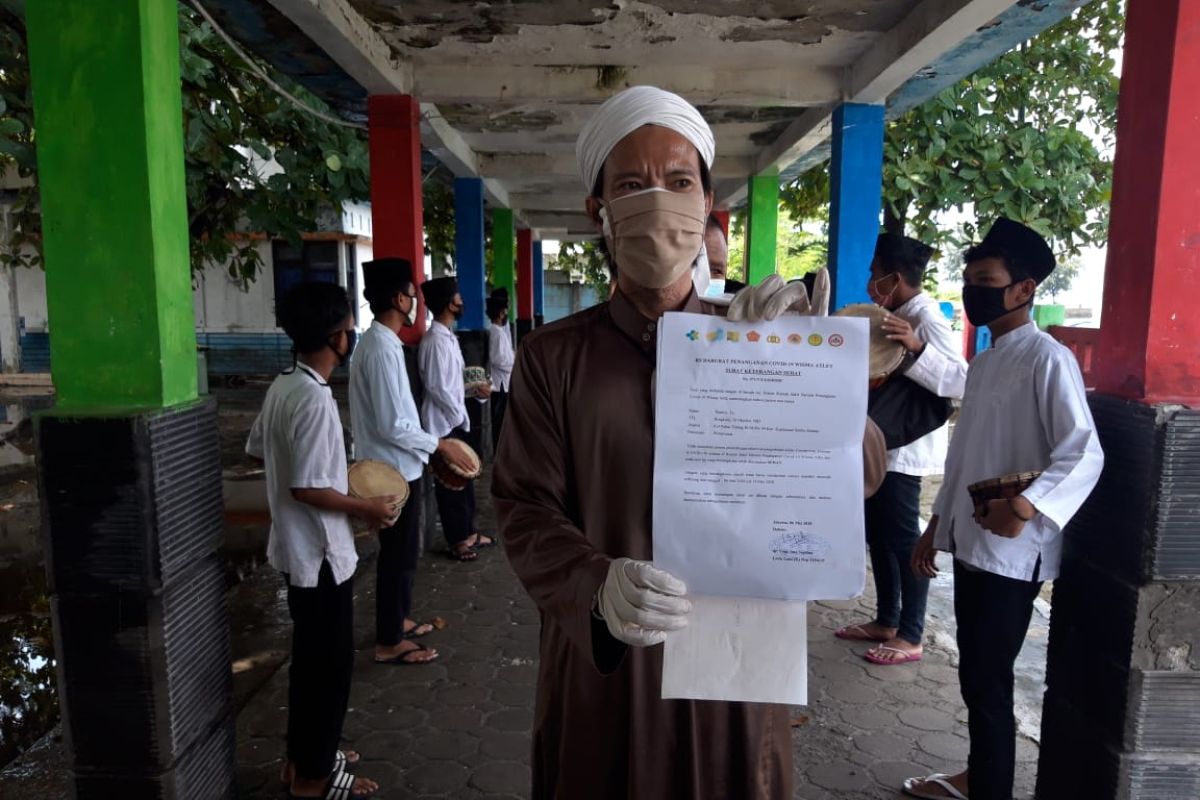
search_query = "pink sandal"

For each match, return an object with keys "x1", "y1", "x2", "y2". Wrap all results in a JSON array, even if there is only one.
[{"x1": 864, "y1": 645, "x2": 923, "y2": 665}]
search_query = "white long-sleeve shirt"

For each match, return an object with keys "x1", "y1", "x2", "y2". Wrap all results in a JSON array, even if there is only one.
[
  {"x1": 932, "y1": 322, "x2": 1104, "y2": 581},
  {"x1": 889, "y1": 292, "x2": 968, "y2": 476},
  {"x1": 418, "y1": 320, "x2": 469, "y2": 439},
  {"x1": 349, "y1": 321, "x2": 439, "y2": 482},
  {"x1": 488, "y1": 322, "x2": 516, "y2": 392}
]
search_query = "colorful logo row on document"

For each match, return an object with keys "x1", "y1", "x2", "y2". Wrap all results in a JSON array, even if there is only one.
[{"x1": 686, "y1": 329, "x2": 845, "y2": 347}]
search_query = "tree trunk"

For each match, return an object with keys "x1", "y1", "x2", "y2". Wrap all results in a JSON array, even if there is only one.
[{"x1": 883, "y1": 202, "x2": 907, "y2": 236}]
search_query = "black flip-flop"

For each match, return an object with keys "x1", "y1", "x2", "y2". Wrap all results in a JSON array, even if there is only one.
[
  {"x1": 471, "y1": 532, "x2": 497, "y2": 549},
  {"x1": 402, "y1": 621, "x2": 435, "y2": 640},
  {"x1": 289, "y1": 768, "x2": 377, "y2": 800},
  {"x1": 449, "y1": 543, "x2": 478, "y2": 561},
  {"x1": 374, "y1": 642, "x2": 439, "y2": 666}
]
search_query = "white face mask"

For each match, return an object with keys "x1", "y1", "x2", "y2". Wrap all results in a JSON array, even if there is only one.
[
  {"x1": 405, "y1": 299, "x2": 419, "y2": 327},
  {"x1": 600, "y1": 187, "x2": 707, "y2": 290}
]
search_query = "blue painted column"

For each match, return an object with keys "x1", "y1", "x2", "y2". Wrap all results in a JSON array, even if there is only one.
[
  {"x1": 454, "y1": 177, "x2": 486, "y2": 331},
  {"x1": 828, "y1": 103, "x2": 885, "y2": 310},
  {"x1": 532, "y1": 239, "x2": 545, "y2": 326}
]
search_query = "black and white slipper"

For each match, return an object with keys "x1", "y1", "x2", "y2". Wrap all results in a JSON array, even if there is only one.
[{"x1": 289, "y1": 768, "x2": 377, "y2": 800}]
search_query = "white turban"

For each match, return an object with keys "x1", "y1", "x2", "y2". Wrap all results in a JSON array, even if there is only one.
[{"x1": 576, "y1": 86, "x2": 715, "y2": 193}]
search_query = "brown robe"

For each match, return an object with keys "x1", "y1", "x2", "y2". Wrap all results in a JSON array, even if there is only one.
[{"x1": 493, "y1": 291, "x2": 885, "y2": 800}]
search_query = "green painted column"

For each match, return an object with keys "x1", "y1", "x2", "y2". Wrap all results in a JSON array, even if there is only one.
[
  {"x1": 26, "y1": 0, "x2": 196, "y2": 409},
  {"x1": 492, "y1": 208, "x2": 516, "y2": 316},
  {"x1": 745, "y1": 173, "x2": 780, "y2": 284}
]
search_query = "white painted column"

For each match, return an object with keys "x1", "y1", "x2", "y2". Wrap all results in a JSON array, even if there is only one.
[{"x1": 0, "y1": 209, "x2": 21, "y2": 373}]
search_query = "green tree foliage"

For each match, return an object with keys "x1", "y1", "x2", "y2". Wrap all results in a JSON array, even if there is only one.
[
  {"x1": 728, "y1": 209, "x2": 827, "y2": 283},
  {"x1": 780, "y1": 0, "x2": 1123, "y2": 261},
  {"x1": 0, "y1": 6, "x2": 372, "y2": 285},
  {"x1": 1039, "y1": 257, "x2": 1081, "y2": 301},
  {"x1": 554, "y1": 240, "x2": 610, "y2": 295}
]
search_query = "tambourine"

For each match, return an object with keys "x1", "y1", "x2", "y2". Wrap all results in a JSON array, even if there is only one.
[
  {"x1": 431, "y1": 438, "x2": 482, "y2": 490},
  {"x1": 347, "y1": 460, "x2": 410, "y2": 513},
  {"x1": 833, "y1": 303, "x2": 907, "y2": 388},
  {"x1": 464, "y1": 365, "x2": 491, "y2": 399},
  {"x1": 967, "y1": 471, "x2": 1042, "y2": 516}
]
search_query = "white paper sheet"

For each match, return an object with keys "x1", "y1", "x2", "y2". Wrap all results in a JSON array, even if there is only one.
[
  {"x1": 661, "y1": 594, "x2": 808, "y2": 704},
  {"x1": 652, "y1": 312, "x2": 870, "y2": 601}
]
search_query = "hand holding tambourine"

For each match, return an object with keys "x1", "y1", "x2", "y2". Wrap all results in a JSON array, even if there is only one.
[{"x1": 348, "y1": 460, "x2": 410, "y2": 532}]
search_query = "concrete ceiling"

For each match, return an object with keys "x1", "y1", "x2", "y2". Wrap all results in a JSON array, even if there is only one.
[{"x1": 205, "y1": 0, "x2": 1089, "y2": 239}]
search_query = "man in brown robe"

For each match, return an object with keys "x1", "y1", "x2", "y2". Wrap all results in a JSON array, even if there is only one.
[{"x1": 493, "y1": 86, "x2": 886, "y2": 800}]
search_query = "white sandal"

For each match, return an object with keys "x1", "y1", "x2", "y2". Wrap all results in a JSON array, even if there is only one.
[{"x1": 902, "y1": 773, "x2": 968, "y2": 800}]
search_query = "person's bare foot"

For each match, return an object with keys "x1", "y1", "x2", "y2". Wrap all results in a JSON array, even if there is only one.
[
  {"x1": 290, "y1": 772, "x2": 378, "y2": 798},
  {"x1": 403, "y1": 618, "x2": 434, "y2": 638},
  {"x1": 866, "y1": 637, "x2": 923, "y2": 664},
  {"x1": 903, "y1": 769, "x2": 968, "y2": 798},
  {"x1": 834, "y1": 621, "x2": 896, "y2": 641},
  {"x1": 279, "y1": 752, "x2": 361, "y2": 786},
  {"x1": 374, "y1": 639, "x2": 438, "y2": 664}
]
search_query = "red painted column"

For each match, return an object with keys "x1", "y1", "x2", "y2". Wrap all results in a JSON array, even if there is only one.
[
  {"x1": 714, "y1": 209, "x2": 730, "y2": 239},
  {"x1": 515, "y1": 229, "x2": 534, "y2": 338},
  {"x1": 368, "y1": 95, "x2": 426, "y2": 344},
  {"x1": 1093, "y1": 0, "x2": 1200, "y2": 405}
]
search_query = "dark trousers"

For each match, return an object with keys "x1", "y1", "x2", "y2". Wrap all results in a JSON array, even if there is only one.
[
  {"x1": 377, "y1": 477, "x2": 423, "y2": 646},
  {"x1": 865, "y1": 471, "x2": 929, "y2": 644},
  {"x1": 285, "y1": 561, "x2": 354, "y2": 781},
  {"x1": 954, "y1": 560, "x2": 1042, "y2": 800},
  {"x1": 490, "y1": 389, "x2": 508, "y2": 451},
  {"x1": 435, "y1": 427, "x2": 476, "y2": 548}
]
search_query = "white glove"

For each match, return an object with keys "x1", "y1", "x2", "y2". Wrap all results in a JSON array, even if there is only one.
[
  {"x1": 726, "y1": 274, "x2": 810, "y2": 321},
  {"x1": 596, "y1": 558, "x2": 691, "y2": 647}
]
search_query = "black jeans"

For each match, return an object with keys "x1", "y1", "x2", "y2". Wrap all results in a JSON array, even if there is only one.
[
  {"x1": 954, "y1": 560, "x2": 1042, "y2": 800},
  {"x1": 377, "y1": 477, "x2": 423, "y2": 646},
  {"x1": 435, "y1": 427, "x2": 476, "y2": 548},
  {"x1": 285, "y1": 561, "x2": 354, "y2": 781},
  {"x1": 490, "y1": 389, "x2": 508, "y2": 452},
  {"x1": 865, "y1": 471, "x2": 929, "y2": 644}
]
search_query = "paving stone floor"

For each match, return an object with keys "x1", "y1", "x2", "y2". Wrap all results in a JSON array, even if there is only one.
[{"x1": 234, "y1": 465, "x2": 1039, "y2": 800}]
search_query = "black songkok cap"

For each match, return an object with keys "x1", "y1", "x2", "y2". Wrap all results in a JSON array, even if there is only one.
[
  {"x1": 977, "y1": 217, "x2": 1056, "y2": 283},
  {"x1": 362, "y1": 258, "x2": 413, "y2": 303},
  {"x1": 421, "y1": 276, "x2": 460, "y2": 314}
]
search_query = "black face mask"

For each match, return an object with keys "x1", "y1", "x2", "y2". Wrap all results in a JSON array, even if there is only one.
[
  {"x1": 962, "y1": 282, "x2": 1029, "y2": 327},
  {"x1": 451, "y1": 302, "x2": 464, "y2": 321},
  {"x1": 329, "y1": 329, "x2": 357, "y2": 365}
]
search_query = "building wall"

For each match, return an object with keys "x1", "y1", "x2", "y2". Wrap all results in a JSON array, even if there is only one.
[
  {"x1": 543, "y1": 269, "x2": 602, "y2": 323},
  {"x1": 9, "y1": 234, "x2": 375, "y2": 375}
]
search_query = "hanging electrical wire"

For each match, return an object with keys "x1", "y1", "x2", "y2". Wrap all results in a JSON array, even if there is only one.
[{"x1": 187, "y1": 0, "x2": 367, "y2": 131}]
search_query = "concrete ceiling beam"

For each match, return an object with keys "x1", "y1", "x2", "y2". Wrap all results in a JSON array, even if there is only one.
[
  {"x1": 510, "y1": 193, "x2": 591, "y2": 213},
  {"x1": 718, "y1": 0, "x2": 1020, "y2": 208},
  {"x1": 476, "y1": 153, "x2": 754, "y2": 181},
  {"x1": 267, "y1": 0, "x2": 526, "y2": 217},
  {"x1": 848, "y1": 0, "x2": 1017, "y2": 104},
  {"x1": 411, "y1": 65, "x2": 843, "y2": 107},
  {"x1": 419, "y1": 103, "x2": 513, "y2": 210},
  {"x1": 265, "y1": 0, "x2": 411, "y2": 94}
]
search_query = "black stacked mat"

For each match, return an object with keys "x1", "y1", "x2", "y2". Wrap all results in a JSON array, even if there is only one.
[{"x1": 37, "y1": 399, "x2": 234, "y2": 799}]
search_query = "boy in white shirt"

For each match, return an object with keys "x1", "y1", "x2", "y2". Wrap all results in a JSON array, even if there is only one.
[
  {"x1": 906, "y1": 219, "x2": 1104, "y2": 800},
  {"x1": 418, "y1": 277, "x2": 493, "y2": 561},
  {"x1": 836, "y1": 234, "x2": 967, "y2": 665},
  {"x1": 247, "y1": 282, "x2": 399, "y2": 799},
  {"x1": 351, "y1": 258, "x2": 474, "y2": 665},
  {"x1": 486, "y1": 292, "x2": 515, "y2": 450}
]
